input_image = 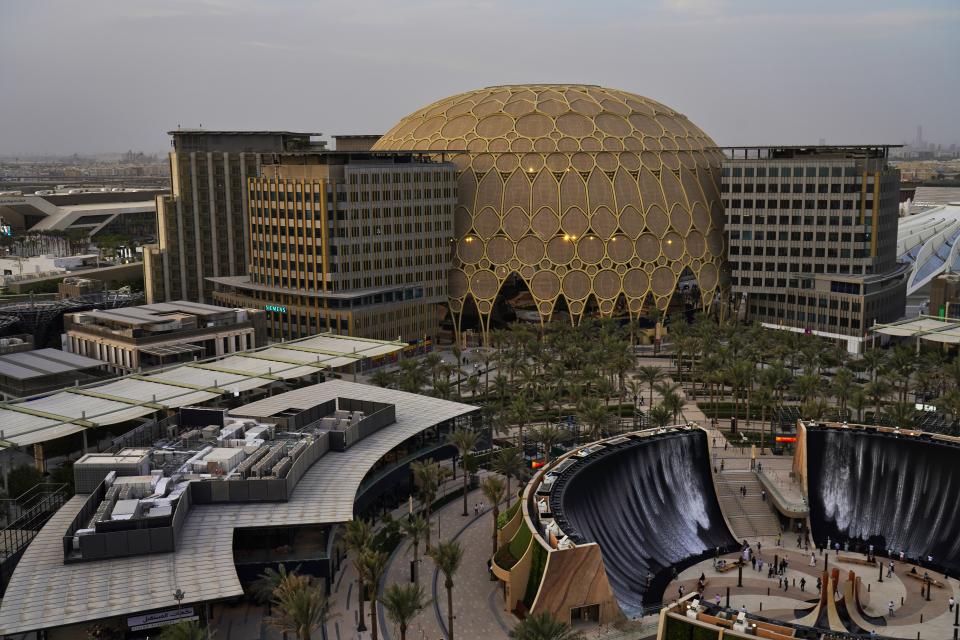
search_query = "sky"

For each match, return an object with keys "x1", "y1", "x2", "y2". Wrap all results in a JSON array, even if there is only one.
[{"x1": 0, "y1": 0, "x2": 958, "y2": 155}]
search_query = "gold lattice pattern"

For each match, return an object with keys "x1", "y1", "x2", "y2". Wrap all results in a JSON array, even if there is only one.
[{"x1": 373, "y1": 84, "x2": 726, "y2": 334}]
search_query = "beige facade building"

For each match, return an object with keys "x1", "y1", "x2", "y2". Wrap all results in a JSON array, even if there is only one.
[
  {"x1": 373, "y1": 84, "x2": 727, "y2": 340},
  {"x1": 723, "y1": 145, "x2": 907, "y2": 352},
  {"x1": 144, "y1": 131, "x2": 323, "y2": 305},
  {"x1": 63, "y1": 301, "x2": 266, "y2": 374},
  {"x1": 210, "y1": 150, "x2": 457, "y2": 342}
]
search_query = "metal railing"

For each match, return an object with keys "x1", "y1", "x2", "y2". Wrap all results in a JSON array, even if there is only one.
[{"x1": 0, "y1": 482, "x2": 70, "y2": 595}]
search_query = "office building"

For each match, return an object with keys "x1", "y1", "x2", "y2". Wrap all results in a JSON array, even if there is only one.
[
  {"x1": 722, "y1": 145, "x2": 907, "y2": 352},
  {"x1": 143, "y1": 130, "x2": 324, "y2": 305},
  {"x1": 210, "y1": 150, "x2": 457, "y2": 342},
  {"x1": 373, "y1": 84, "x2": 727, "y2": 340},
  {"x1": 63, "y1": 300, "x2": 266, "y2": 374}
]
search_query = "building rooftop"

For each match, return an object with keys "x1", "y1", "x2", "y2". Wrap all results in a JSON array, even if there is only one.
[
  {"x1": 167, "y1": 130, "x2": 321, "y2": 137},
  {"x1": 0, "y1": 348, "x2": 104, "y2": 381},
  {"x1": 723, "y1": 144, "x2": 902, "y2": 160},
  {"x1": 0, "y1": 333, "x2": 404, "y2": 447},
  {"x1": 0, "y1": 379, "x2": 477, "y2": 634}
]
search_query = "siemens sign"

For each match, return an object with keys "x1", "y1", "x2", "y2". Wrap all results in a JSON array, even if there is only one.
[{"x1": 265, "y1": 304, "x2": 287, "y2": 313}]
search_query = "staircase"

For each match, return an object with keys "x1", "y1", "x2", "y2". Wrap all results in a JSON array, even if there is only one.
[{"x1": 714, "y1": 470, "x2": 782, "y2": 539}]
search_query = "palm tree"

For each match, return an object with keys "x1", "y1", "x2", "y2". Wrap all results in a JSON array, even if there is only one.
[
  {"x1": 831, "y1": 367, "x2": 856, "y2": 418},
  {"x1": 649, "y1": 404, "x2": 672, "y2": 428},
  {"x1": 158, "y1": 622, "x2": 206, "y2": 640},
  {"x1": 577, "y1": 396, "x2": 609, "y2": 441},
  {"x1": 343, "y1": 519, "x2": 373, "y2": 632},
  {"x1": 397, "y1": 359, "x2": 428, "y2": 393},
  {"x1": 860, "y1": 348, "x2": 887, "y2": 383},
  {"x1": 400, "y1": 514, "x2": 428, "y2": 584},
  {"x1": 753, "y1": 385, "x2": 774, "y2": 454},
  {"x1": 849, "y1": 386, "x2": 867, "y2": 422},
  {"x1": 492, "y1": 448, "x2": 524, "y2": 506},
  {"x1": 369, "y1": 369, "x2": 395, "y2": 388},
  {"x1": 358, "y1": 548, "x2": 388, "y2": 640},
  {"x1": 509, "y1": 392, "x2": 532, "y2": 452},
  {"x1": 269, "y1": 573, "x2": 332, "y2": 640},
  {"x1": 429, "y1": 539, "x2": 464, "y2": 640},
  {"x1": 447, "y1": 429, "x2": 480, "y2": 516},
  {"x1": 884, "y1": 401, "x2": 916, "y2": 428},
  {"x1": 661, "y1": 391, "x2": 684, "y2": 424},
  {"x1": 529, "y1": 423, "x2": 564, "y2": 462},
  {"x1": 509, "y1": 612, "x2": 584, "y2": 640},
  {"x1": 382, "y1": 583, "x2": 429, "y2": 640},
  {"x1": 864, "y1": 379, "x2": 891, "y2": 423},
  {"x1": 251, "y1": 563, "x2": 300, "y2": 614},
  {"x1": 411, "y1": 459, "x2": 450, "y2": 549},
  {"x1": 636, "y1": 365, "x2": 665, "y2": 407},
  {"x1": 480, "y1": 475, "x2": 506, "y2": 558}
]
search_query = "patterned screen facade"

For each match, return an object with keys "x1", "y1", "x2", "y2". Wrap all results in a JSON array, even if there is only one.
[{"x1": 373, "y1": 85, "x2": 726, "y2": 336}]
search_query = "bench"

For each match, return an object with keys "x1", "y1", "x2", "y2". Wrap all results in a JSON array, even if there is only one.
[
  {"x1": 905, "y1": 572, "x2": 945, "y2": 589},
  {"x1": 838, "y1": 554, "x2": 876, "y2": 567},
  {"x1": 716, "y1": 560, "x2": 743, "y2": 573}
]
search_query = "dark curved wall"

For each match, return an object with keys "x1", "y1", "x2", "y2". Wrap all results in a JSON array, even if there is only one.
[
  {"x1": 807, "y1": 428, "x2": 960, "y2": 574},
  {"x1": 558, "y1": 431, "x2": 735, "y2": 615}
]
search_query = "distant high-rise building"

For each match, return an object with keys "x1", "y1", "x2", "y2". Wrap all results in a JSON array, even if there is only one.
[
  {"x1": 722, "y1": 145, "x2": 907, "y2": 352},
  {"x1": 143, "y1": 130, "x2": 323, "y2": 304},
  {"x1": 209, "y1": 149, "x2": 457, "y2": 342}
]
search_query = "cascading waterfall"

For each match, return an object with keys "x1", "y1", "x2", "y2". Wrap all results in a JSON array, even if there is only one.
[
  {"x1": 808, "y1": 429, "x2": 960, "y2": 574},
  {"x1": 559, "y1": 431, "x2": 735, "y2": 616}
]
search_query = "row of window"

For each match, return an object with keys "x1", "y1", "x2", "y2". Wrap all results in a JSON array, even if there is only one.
[
  {"x1": 723, "y1": 182, "x2": 864, "y2": 194},
  {"x1": 727, "y1": 214, "x2": 868, "y2": 227},
  {"x1": 730, "y1": 230, "x2": 871, "y2": 243},
  {"x1": 724, "y1": 198, "x2": 870, "y2": 211},
  {"x1": 723, "y1": 165, "x2": 860, "y2": 178}
]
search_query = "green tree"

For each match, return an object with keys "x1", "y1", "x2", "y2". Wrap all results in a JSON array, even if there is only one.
[
  {"x1": 358, "y1": 548, "x2": 388, "y2": 640},
  {"x1": 157, "y1": 621, "x2": 206, "y2": 640},
  {"x1": 635, "y1": 365, "x2": 665, "y2": 408},
  {"x1": 343, "y1": 519, "x2": 373, "y2": 632},
  {"x1": 509, "y1": 392, "x2": 532, "y2": 451},
  {"x1": 382, "y1": 583, "x2": 429, "y2": 640},
  {"x1": 410, "y1": 459, "x2": 450, "y2": 548},
  {"x1": 864, "y1": 379, "x2": 891, "y2": 423},
  {"x1": 529, "y1": 423, "x2": 564, "y2": 461},
  {"x1": 251, "y1": 563, "x2": 300, "y2": 615},
  {"x1": 447, "y1": 428, "x2": 480, "y2": 516},
  {"x1": 429, "y1": 539, "x2": 464, "y2": 640},
  {"x1": 481, "y1": 475, "x2": 506, "y2": 558},
  {"x1": 661, "y1": 391, "x2": 684, "y2": 423},
  {"x1": 369, "y1": 369, "x2": 395, "y2": 389},
  {"x1": 268, "y1": 573, "x2": 332, "y2": 640},
  {"x1": 649, "y1": 404, "x2": 672, "y2": 428},
  {"x1": 6, "y1": 465, "x2": 43, "y2": 498},
  {"x1": 400, "y1": 514, "x2": 428, "y2": 584},
  {"x1": 753, "y1": 384, "x2": 774, "y2": 454},
  {"x1": 492, "y1": 448, "x2": 524, "y2": 506},
  {"x1": 509, "y1": 611, "x2": 584, "y2": 640},
  {"x1": 577, "y1": 396, "x2": 609, "y2": 441},
  {"x1": 831, "y1": 367, "x2": 856, "y2": 418}
]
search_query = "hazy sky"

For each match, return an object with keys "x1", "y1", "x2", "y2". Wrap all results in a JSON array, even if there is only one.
[{"x1": 1, "y1": 0, "x2": 958, "y2": 155}]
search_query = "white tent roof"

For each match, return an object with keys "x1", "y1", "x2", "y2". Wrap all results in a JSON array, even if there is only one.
[{"x1": 0, "y1": 333, "x2": 404, "y2": 447}]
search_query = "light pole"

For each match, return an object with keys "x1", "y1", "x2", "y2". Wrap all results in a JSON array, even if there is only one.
[{"x1": 173, "y1": 588, "x2": 185, "y2": 616}]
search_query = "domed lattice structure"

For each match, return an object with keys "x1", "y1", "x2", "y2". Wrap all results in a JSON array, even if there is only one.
[{"x1": 373, "y1": 84, "x2": 726, "y2": 337}]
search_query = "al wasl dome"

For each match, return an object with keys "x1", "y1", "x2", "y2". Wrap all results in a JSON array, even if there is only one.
[{"x1": 373, "y1": 84, "x2": 726, "y2": 337}]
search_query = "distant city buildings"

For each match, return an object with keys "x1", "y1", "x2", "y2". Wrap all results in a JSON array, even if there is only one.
[
  {"x1": 723, "y1": 145, "x2": 907, "y2": 352},
  {"x1": 210, "y1": 146, "x2": 456, "y2": 342},
  {"x1": 143, "y1": 130, "x2": 325, "y2": 305}
]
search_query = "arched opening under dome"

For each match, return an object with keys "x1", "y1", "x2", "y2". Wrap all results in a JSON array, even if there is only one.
[{"x1": 490, "y1": 272, "x2": 537, "y2": 330}]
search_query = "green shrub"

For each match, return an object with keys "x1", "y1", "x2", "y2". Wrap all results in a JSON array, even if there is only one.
[{"x1": 523, "y1": 542, "x2": 548, "y2": 608}]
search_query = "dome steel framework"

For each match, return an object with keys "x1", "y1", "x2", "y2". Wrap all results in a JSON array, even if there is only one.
[{"x1": 373, "y1": 84, "x2": 726, "y2": 338}]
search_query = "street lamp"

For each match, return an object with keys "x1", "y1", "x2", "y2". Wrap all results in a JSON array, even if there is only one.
[{"x1": 173, "y1": 588, "x2": 185, "y2": 615}]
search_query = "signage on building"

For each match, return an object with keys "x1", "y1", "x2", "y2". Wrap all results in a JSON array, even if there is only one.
[
  {"x1": 265, "y1": 304, "x2": 287, "y2": 313},
  {"x1": 127, "y1": 607, "x2": 198, "y2": 631}
]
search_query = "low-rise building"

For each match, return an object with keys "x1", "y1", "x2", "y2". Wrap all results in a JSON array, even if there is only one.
[
  {"x1": 63, "y1": 301, "x2": 267, "y2": 374},
  {"x1": 0, "y1": 347, "x2": 108, "y2": 399}
]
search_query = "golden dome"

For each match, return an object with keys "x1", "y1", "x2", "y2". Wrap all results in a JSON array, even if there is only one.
[{"x1": 374, "y1": 84, "x2": 726, "y2": 332}]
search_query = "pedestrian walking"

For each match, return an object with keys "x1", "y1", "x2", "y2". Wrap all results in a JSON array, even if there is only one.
[
  {"x1": 761, "y1": 489, "x2": 766, "y2": 501},
  {"x1": 800, "y1": 577, "x2": 806, "y2": 591},
  {"x1": 809, "y1": 552, "x2": 817, "y2": 567},
  {"x1": 678, "y1": 585, "x2": 685, "y2": 599},
  {"x1": 887, "y1": 561, "x2": 894, "y2": 577},
  {"x1": 757, "y1": 559, "x2": 764, "y2": 573},
  {"x1": 751, "y1": 556, "x2": 757, "y2": 570},
  {"x1": 776, "y1": 533, "x2": 782, "y2": 547},
  {"x1": 714, "y1": 593, "x2": 721, "y2": 606},
  {"x1": 948, "y1": 596, "x2": 955, "y2": 612},
  {"x1": 757, "y1": 462, "x2": 762, "y2": 472},
  {"x1": 721, "y1": 459, "x2": 725, "y2": 471},
  {"x1": 835, "y1": 542, "x2": 841, "y2": 556},
  {"x1": 816, "y1": 577, "x2": 822, "y2": 593},
  {"x1": 887, "y1": 601, "x2": 895, "y2": 617},
  {"x1": 778, "y1": 576, "x2": 783, "y2": 589}
]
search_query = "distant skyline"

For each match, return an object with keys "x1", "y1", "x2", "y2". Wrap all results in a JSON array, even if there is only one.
[{"x1": 1, "y1": 0, "x2": 958, "y2": 155}]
